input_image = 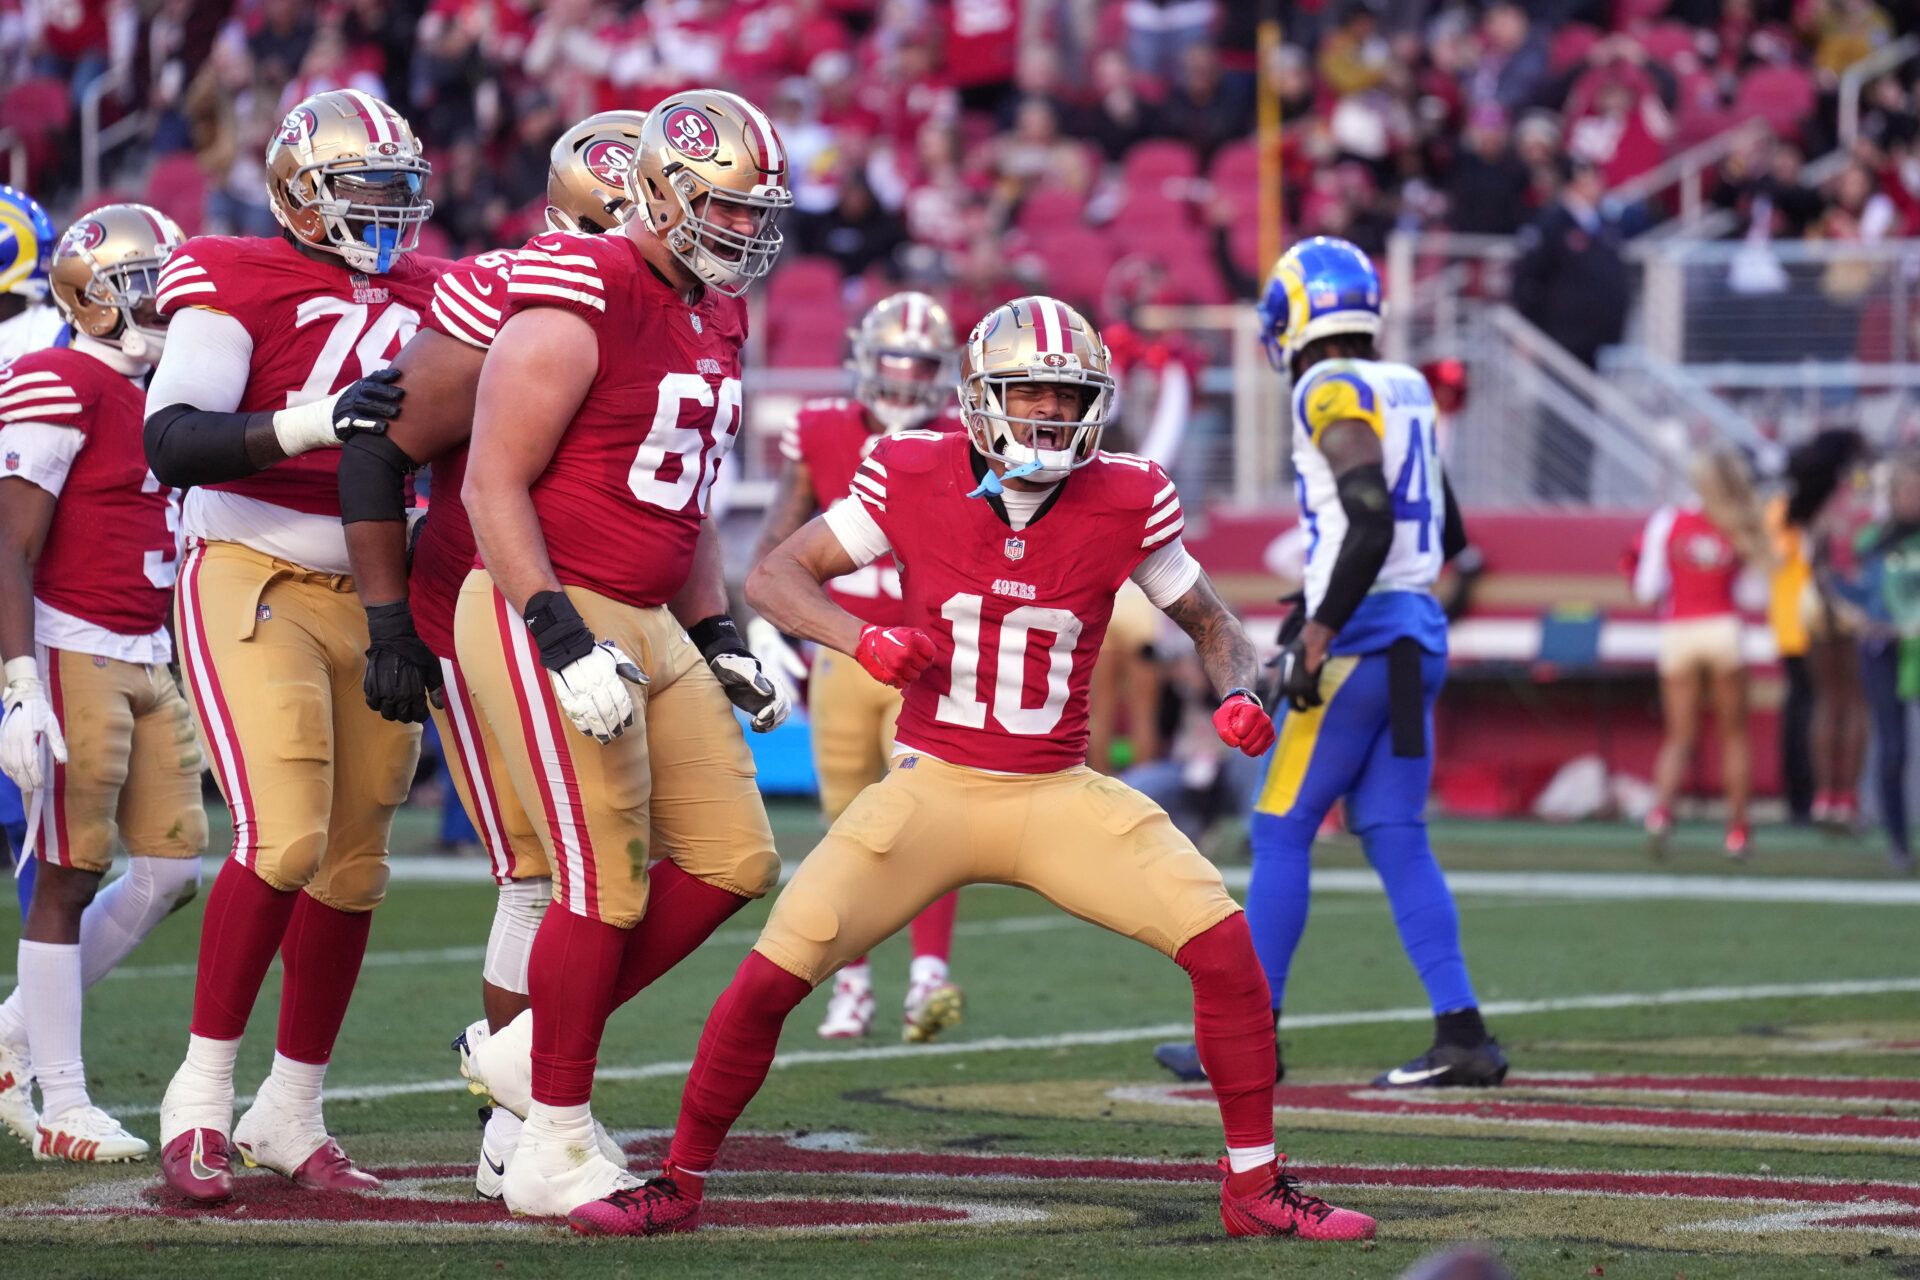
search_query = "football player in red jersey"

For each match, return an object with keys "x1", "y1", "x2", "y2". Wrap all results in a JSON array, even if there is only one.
[
  {"x1": 754, "y1": 290, "x2": 970, "y2": 1044},
  {"x1": 330, "y1": 107, "x2": 792, "y2": 1201},
  {"x1": 567, "y1": 296, "x2": 1376, "y2": 1243},
  {"x1": 449, "y1": 88, "x2": 791, "y2": 1219},
  {"x1": 0, "y1": 206, "x2": 208, "y2": 1165},
  {"x1": 138, "y1": 89, "x2": 447, "y2": 1204}
]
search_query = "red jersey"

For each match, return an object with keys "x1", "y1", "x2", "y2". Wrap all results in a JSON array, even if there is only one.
[
  {"x1": 0, "y1": 347, "x2": 178, "y2": 639},
  {"x1": 943, "y1": 0, "x2": 1018, "y2": 88},
  {"x1": 409, "y1": 248, "x2": 517, "y2": 656},
  {"x1": 493, "y1": 231, "x2": 748, "y2": 608},
  {"x1": 154, "y1": 235, "x2": 446, "y2": 519},
  {"x1": 1637, "y1": 504, "x2": 1742, "y2": 620},
  {"x1": 853, "y1": 432, "x2": 1178, "y2": 773}
]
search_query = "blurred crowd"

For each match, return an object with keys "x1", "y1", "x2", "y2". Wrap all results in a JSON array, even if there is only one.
[{"x1": 3, "y1": 0, "x2": 1916, "y2": 346}]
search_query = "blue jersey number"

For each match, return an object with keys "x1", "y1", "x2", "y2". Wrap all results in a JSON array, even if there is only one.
[{"x1": 1390, "y1": 419, "x2": 1435, "y2": 553}]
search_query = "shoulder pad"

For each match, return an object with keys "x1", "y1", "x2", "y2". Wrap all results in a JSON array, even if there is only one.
[
  {"x1": 155, "y1": 235, "x2": 261, "y2": 318},
  {"x1": 1088, "y1": 451, "x2": 1172, "y2": 510},
  {"x1": 0, "y1": 348, "x2": 94, "y2": 427},
  {"x1": 868, "y1": 429, "x2": 950, "y2": 475},
  {"x1": 1297, "y1": 363, "x2": 1385, "y2": 443}
]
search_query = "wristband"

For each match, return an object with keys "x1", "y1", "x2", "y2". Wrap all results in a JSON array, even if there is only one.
[
  {"x1": 687, "y1": 614, "x2": 750, "y2": 662},
  {"x1": 3, "y1": 656, "x2": 37, "y2": 687},
  {"x1": 523, "y1": 590, "x2": 595, "y2": 671}
]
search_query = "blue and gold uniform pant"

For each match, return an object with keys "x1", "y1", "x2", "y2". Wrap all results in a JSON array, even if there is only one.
[{"x1": 1249, "y1": 646, "x2": 1477, "y2": 1015}]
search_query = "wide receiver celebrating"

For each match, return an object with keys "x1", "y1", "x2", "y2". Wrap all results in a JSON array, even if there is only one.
[
  {"x1": 141, "y1": 88, "x2": 445, "y2": 1202},
  {"x1": 566, "y1": 295, "x2": 1377, "y2": 1243},
  {"x1": 451, "y1": 88, "x2": 790, "y2": 1219},
  {"x1": 0, "y1": 205, "x2": 208, "y2": 1163},
  {"x1": 755, "y1": 290, "x2": 967, "y2": 1044},
  {"x1": 332, "y1": 106, "x2": 789, "y2": 1198}
]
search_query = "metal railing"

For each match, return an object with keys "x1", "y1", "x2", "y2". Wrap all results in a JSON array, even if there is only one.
[
  {"x1": 1838, "y1": 36, "x2": 1920, "y2": 158},
  {"x1": 80, "y1": 65, "x2": 150, "y2": 202},
  {"x1": 0, "y1": 130, "x2": 24, "y2": 190},
  {"x1": 1608, "y1": 119, "x2": 1769, "y2": 231}
]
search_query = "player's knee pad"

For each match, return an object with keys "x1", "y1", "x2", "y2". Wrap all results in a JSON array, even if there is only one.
[
  {"x1": 690, "y1": 844, "x2": 780, "y2": 900},
  {"x1": 302, "y1": 853, "x2": 390, "y2": 913},
  {"x1": 484, "y1": 877, "x2": 552, "y2": 994}
]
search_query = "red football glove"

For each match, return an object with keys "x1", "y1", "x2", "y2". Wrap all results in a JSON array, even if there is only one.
[
  {"x1": 1213, "y1": 691, "x2": 1276, "y2": 757},
  {"x1": 855, "y1": 625, "x2": 935, "y2": 689}
]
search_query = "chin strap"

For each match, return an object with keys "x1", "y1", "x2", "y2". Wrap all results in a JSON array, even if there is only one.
[{"x1": 967, "y1": 458, "x2": 1044, "y2": 499}]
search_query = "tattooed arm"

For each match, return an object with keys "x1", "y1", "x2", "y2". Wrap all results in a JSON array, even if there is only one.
[{"x1": 1160, "y1": 570, "x2": 1262, "y2": 698}]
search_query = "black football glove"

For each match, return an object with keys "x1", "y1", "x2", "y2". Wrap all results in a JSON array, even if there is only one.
[
  {"x1": 332, "y1": 367, "x2": 406, "y2": 439},
  {"x1": 689, "y1": 615, "x2": 791, "y2": 733},
  {"x1": 1274, "y1": 632, "x2": 1325, "y2": 713},
  {"x1": 362, "y1": 600, "x2": 444, "y2": 723}
]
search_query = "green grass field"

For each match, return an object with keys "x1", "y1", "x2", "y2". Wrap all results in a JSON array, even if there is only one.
[{"x1": 3, "y1": 805, "x2": 1919, "y2": 1278}]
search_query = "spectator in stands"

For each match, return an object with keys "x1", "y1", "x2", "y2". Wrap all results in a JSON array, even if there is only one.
[
  {"x1": 1742, "y1": 140, "x2": 1826, "y2": 239},
  {"x1": 1635, "y1": 447, "x2": 1773, "y2": 860},
  {"x1": 189, "y1": 31, "x2": 280, "y2": 238},
  {"x1": 793, "y1": 170, "x2": 908, "y2": 282},
  {"x1": 990, "y1": 98, "x2": 1093, "y2": 206},
  {"x1": 1468, "y1": 4, "x2": 1550, "y2": 114},
  {"x1": 1807, "y1": 0, "x2": 1895, "y2": 76},
  {"x1": 431, "y1": 137, "x2": 512, "y2": 255},
  {"x1": 249, "y1": 0, "x2": 316, "y2": 85},
  {"x1": 1317, "y1": 4, "x2": 1391, "y2": 97},
  {"x1": 1769, "y1": 489, "x2": 1818, "y2": 823},
  {"x1": 1078, "y1": 47, "x2": 1150, "y2": 164},
  {"x1": 1162, "y1": 43, "x2": 1253, "y2": 162},
  {"x1": 1125, "y1": 0, "x2": 1222, "y2": 84},
  {"x1": 1447, "y1": 103, "x2": 1532, "y2": 235},
  {"x1": 996, "y1": 45, "x2": 1070, "y2": 131},
  {"x1": 1513, "y1": 158, "x2": 1630, "y2": 369},
  {"x1": 280, "y1": 23, "x2": 386, "y2": 112}
]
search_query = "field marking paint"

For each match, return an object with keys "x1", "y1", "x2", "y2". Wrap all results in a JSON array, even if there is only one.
[{"x1": 111, "y1": 974, "x2": 1920, "y2": 1118}]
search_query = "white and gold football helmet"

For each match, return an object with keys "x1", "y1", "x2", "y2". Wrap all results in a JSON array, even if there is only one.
[
  {"x1": 49, "y1": 203, "x2": 185, "y2": 364},
  {"x1": 624, "y1": 88, "x2": 791, "y2": 296},
  {"x1": 850, "y1": 291, "x2": 957, "y2": 434},
  {"x1": 959, "y1": 295, "x2": 1116, "y2": 482},
  {"x1": 546, "y1": 110, "x2": 648, "y2": 234},
  {"x1": 266, "y1": 89, "x2": 432, "y2": 275}
]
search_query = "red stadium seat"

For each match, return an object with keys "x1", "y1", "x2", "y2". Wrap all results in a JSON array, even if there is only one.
[
  {"x1": 1122, "y1": 139, "x2": 1201, "y2": 199},
  {"x1": 72, "y1": 190, "x2": 140, "y2": 217},
  {"x1": 1015, "y1": 188, "x2": 1087, "y2": 234},
  {"x1": 142, "y1": 153, "x2": 207, "y2": 235},
  {"x1": 4, "y1": 78, "x2": 71, "y2": 134},
  {"x1": 1611, "y1": 0, "x2": 1670, "y2": 31},
  {"x1": 1732, "y1": 65, "x2": 1815, "y2": 136},
  {"x1": 766, "y1": 256, "x2": 851, "y2": 367},
  {"x1": 768, "y1": 255, "x2": 844, "y2": 302},
  {"x1": 1635, "y1": 22, "x2": 1701, "y2": 64}
]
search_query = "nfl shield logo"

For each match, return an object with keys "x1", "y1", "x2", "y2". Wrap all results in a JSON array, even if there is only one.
[
  {"x1": 3, "y1": 452, "x2": 17, "y2": 472},
  {"x1": 1004, "y1": 536, "x2": 1025, "y2": 562},
  {"x1": 689, "y1": 313, "x2": 703, "y2": 334}
]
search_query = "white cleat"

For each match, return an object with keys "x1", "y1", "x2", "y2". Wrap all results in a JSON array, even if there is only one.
[
  {"x1": 34, "y1": 1104, "x2": 150, "y2": 1163},
  {"x1": 502, "y1": 1123, "x2": 640, "y2": 1217},
  {"x1": 476, "y1": 1106, "x2": 516, "y2": 1200},
  {"x1": 903, "y1": 980, "x2": 965, "y2": 1044},
  {"x1": 0, "y1": 1039, "x2": 36, "y2": 1148},
  {"x1": 233, "y1": 1082, "x2": 380, "y2": 1191},
  {"x1": 816, "y1": 973, "x2": 874, "y2": 1040},
  {"x1": 454, "y1": 1014, "x2": 532, "y2": 1119}
]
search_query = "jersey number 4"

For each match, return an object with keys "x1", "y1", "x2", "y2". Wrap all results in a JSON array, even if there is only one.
[
  {"x1": 934, "y1": 593, "x2": 1083, "y2": 735},
  {"x1": 1390, "y1": 417, "x2": 1441, "y2": 552}
]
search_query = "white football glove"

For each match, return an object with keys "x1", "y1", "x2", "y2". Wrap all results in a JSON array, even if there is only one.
[
  {"x1": 0, "y1": 658, "x2": 67, "y2": 792},
  {"x1": 745, "y1": 617, "x2": 809, "y2": 695},
  {"x1": 549, "y1": 640, "x2": 649, "y2": 743}
]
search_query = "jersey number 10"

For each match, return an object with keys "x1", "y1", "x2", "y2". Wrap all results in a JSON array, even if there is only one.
[{"x1": 934, "y1": 593, "x2": 1083, "y2": 735}]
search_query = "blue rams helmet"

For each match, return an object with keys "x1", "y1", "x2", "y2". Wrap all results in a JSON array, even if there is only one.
[
  {"x1": 0, "y1": 186, "x2": 56, "y2": 300},
  {"x1": 1256, "y1": 236, "x2": 1382, "y2": 371}
]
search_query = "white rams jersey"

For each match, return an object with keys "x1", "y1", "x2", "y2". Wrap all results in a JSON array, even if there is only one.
[
  {"x1": 1292, "y1": 357, "x2": 1445, "y2": 618},
  {"x1": 0, "y1": 305, "x2": 67, "y2": 366}
]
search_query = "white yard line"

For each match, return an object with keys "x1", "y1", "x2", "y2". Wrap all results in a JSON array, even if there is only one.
[{"x1": 109, "y1": 974, "x2": 1920, "y2": 1118}]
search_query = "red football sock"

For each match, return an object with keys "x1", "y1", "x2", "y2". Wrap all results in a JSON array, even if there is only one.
[
  {"x1": 276, "y1": 893, "x2": 374, "y2": 1064},
  {"x1": 189, "y1": 860, "x2": 299, "y2": 1041},
  {"x1": 529, "y1": 907, "x2": 627, "y2": 1106},
  {"x1": 610, "y1": 861, "x2": 752, "y2": 1008},
  {"x1": 910, "y1": 892, "x2": 958, "y2": 961},
  {"x1": 1175, "y1": 914, "x2": 1277, "y2": 1151},
  {"x1": 668, "y1": 950, "x2": 812, "y2": 1175}
]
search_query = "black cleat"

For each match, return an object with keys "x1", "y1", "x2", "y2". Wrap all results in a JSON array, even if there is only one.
[{"x1": 1372, "y1": 1038, "x2": 1509, "y2": 1088}]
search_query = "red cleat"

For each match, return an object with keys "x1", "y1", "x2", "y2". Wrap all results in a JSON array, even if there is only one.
[
  {"x1": 567, "y1": 1164, "x2": 704, "y2": 1237},
  {"x1": 160, "y1": 1128, "x2": 235, "y2": 1203},
  {"x1": 1219, "y1": 1157, "x2": 1376, "y2": 1241},
  {"x1": 284, "y1": 1138, "x2": 382, "y2": 1192},
  {"x1": 1724, "y1": 822, "x2": 1751, "y2": 861}
]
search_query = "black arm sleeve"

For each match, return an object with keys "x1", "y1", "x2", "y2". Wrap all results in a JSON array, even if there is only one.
[
  {"x1": 1312, "y1": 462, "x2": 1393, "y2": 633},
  {"x1": 143, "y1": 403, "x2": 281, "y2": 489},
  {"x1": 338, "y1": 432, "x2": 419, "y2": 525},
  {"x1": 1440, "y1": 471, "x2": 1468, "y2": 563}
]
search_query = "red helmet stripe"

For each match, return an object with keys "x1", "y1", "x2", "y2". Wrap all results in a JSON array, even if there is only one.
[
  {"x1": 1027, "y1": 297, "x2": 1052, "y2": 354},
  {"x1": 342, "y1": 89, "x2": 395, "y2": 147},
  {"x1": 136, "y1": 206, "x2": 171, "y2": 248}
]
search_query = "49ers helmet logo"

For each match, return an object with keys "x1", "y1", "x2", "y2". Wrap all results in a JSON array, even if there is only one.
[
  {"x1": 277, "y1": 107, "x2": 318, "y2": 146},
  {"x1": 60, "y1": 220, "x2": 106, "y2": 253},
  {"x1": 583, "y1": 139, "x2": 636, "y2": 186},
  {"x1": 663, "y1": 107, "x2": 720, "y2": 161}
]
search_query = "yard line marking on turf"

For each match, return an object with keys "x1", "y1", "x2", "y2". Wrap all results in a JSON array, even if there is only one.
[
  {"x1": 1250, "y1": 867, "x2": 1920, "y2": 905},
  {"x1": 110, "y1": 974, "x2": 1920, "y2": 1117}
]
